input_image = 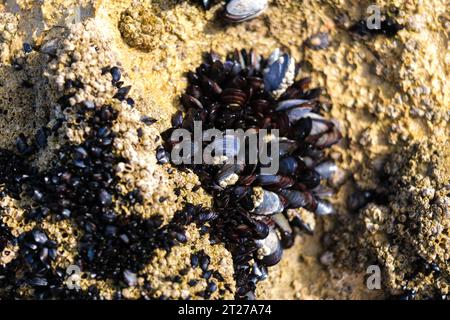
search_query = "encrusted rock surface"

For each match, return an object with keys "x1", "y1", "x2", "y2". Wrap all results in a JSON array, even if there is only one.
[
  {"x1": 327, "y1": 138, "x2": 449, "y2": 299},
  {"x1": 1, "y1": 0, "x2": 448, "y2": 299}
]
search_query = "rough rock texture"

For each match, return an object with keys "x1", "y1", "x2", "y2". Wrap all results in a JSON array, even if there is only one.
[
  {"x1": 0, "y1": 0, "x2": 448, "y2": 299},
  {"x1": 328, "y1": 139, "x2": 449, "y2": 299}
]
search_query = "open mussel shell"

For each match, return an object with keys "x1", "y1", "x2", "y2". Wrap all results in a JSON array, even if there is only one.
[
  {"x1": 255, "y1": 229, "x2": 283, "y2": 266},
  {"x1": 224, "y1": 0, "x2": 269, "y2": 23}
]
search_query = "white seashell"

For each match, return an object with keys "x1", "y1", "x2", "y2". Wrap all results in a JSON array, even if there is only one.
[{"x1": 224, "y1": 0, "x2": 269, "y2": 22}]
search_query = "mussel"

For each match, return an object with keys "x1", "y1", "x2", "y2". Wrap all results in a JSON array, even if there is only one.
[
  {"x1": 263, "y1": 49, "x2": 296, "y2": 97},
  {"x1": 315, "y1": 161, "x2": 338, "y2": 179},
  {"x1": 216, "y1": 163, "x2": 244, "y2": 188},
  {"x1": 255, "y1": 228, "x2": 283, "y2": 266},
  {"x1": 224, "y1": 0, "x2": 269, "y2": 23},
  {"x1": 203, "y1": 134, "x2": 241, "y2": 164},
  {"x1": 250, "y1": 187, "x2": 284, "y2": 216}
]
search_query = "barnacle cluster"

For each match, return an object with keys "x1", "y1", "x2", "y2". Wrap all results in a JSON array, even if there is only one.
[
  {"x1": 327, "y1": 139, "x2": 450, "y2": 299},
  {"x1": 0, "y1": 12, "x2": 18, "y2": 63},
  {"x1": 118, "y1": 2, "x2": 173, "y2": 52},
  {"x1": 162, "y1": 49, "x2": 342, "y2": 298}
]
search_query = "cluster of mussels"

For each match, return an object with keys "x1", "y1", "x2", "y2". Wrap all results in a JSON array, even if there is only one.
[
  {"x1": 0, "y1": 54, "x2": 218, "y2": 299},
  {"x1": 196, "y1": 0, "x2": 268, "y2": 22},
  {"x1": 161, "y1": 49, "x2": 342, "y2": 299},
  {"x1": 0, "y1": 71, "x2": 133, "y2": 297}
]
